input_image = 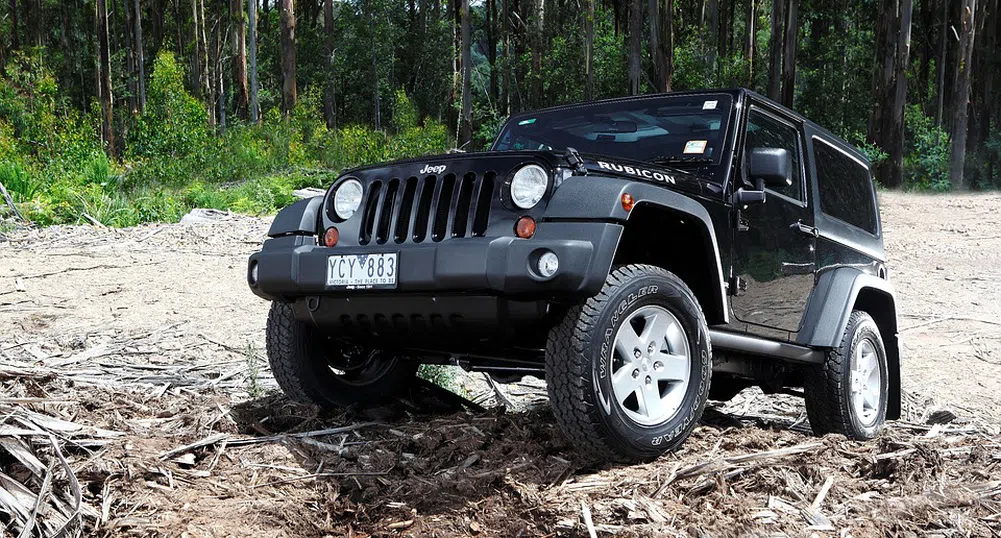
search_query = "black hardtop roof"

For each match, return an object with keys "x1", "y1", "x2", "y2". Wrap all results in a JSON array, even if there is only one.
[{"x1": 504, "y1": 87, "x2": 871, "y2": 168}]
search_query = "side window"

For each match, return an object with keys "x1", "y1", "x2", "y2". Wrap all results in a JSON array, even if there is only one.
[
  {"x1": 744, "y1": 107, "x2": 804, "y2": 202},
  {"x1": 814, "y1": 139, "x2": 877, "y2": 234}
]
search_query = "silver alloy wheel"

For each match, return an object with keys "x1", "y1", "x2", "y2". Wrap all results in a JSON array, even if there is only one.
[
  {"x1": 849, "y1": 338, "x2": 881, "y2": 427},
  {"x1": 610, "y1": 305, "x2": 691, "y2": 426}
]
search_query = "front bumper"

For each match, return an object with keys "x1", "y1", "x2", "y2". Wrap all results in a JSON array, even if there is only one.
[{"x1": 247, "y1": 221, "x2": 623, "y2": 301}]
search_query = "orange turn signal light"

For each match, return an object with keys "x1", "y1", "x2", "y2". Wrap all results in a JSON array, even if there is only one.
[
  {"x1": 621, "y1": 193, "x2": 635, "y2": 212},
  {"x1": 515, "y1": 216, "x2": 537, "y2": 239},
  {"x1": 323, "y1": 227, "x2": 340, "y2": 247}
]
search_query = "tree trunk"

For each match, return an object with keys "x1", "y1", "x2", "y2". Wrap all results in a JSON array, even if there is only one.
[
  {"x1": 366, "y1": 0, "x2": 380, "y2": 129},
  {"x1": 501, "y1": 0, "x2": 511, "y2": 112},
  {"x1": 708, "y1": 0, "x2": 718, "y2": 69},
  {"x1": 628, "y1": 0, "x2": 641, "y2": 94},
  {"x1": 262, "y1": 0, "x2": 270, "y2": 35},
  {"x1": 934, "y1": 0, "x2": 948, "y2": 126},
  {"x1": 135, "y1": 0, "x2": 147, "y2": 112},
  {"x1": 97, "y1": 0, "x2": 115, "y2": 156},
  {"x1": 530, "y1": 0, "x2": 544, "y2": 106},
  {"x1": 248, "y1": 0, "x2": 260, "y2": 123},
  {"x1": 884, "y1": 0, "x2": 913, "y2": 188},
  {"x1": 486, "y1": 0, "x2": 498, "y2": 102},
  {"x1": 124, "y1": 0, "x2": 138, "y2": 115},
  {"x1": 9, "y1": 0, "x2": 19, "y2": 51},
  {"x1": 460, "y1": 0, "x2": 472, "y2": 146},
  {"x1": 192, "y1": 0, "x2": 202, "y2": 95},
  {"x1": 200, "y1": 0, "x2": 213, "y2": 125},
  {"x1": 744, "y1": 0, "x2": 754, "y2": 85},
  {"x1": 447, "y1": 0, "x2": 458, "y2": 133},
  {"x1": 585, "y1": 0, "x2": 594, "y2": 100},
  {"x1": 231, "y1": 0, "x2": 249, "y2": 120},
  {"x1": 766, "y1": 0, "x2": 784, "y2": 100},
  {"x1": 649, "y1": 0, "x2": 664, "y2": 91},
  {"x1": 215, "y1": 14, "x2": 226, "y2": 133},
  {"x1": 322, "y1": 0, "x2": 336, "y2": 128},
  {"x1": 664, "y1": 0, "x2": 673, "y2": 91},
  {"x1": 779, "y1": 0, "x2": 797, "y2": 107},
  {"x1": 949, "y1": 0, "x2": 977, "y2": 189},
  {"x1": 280, "y1": 0, "x2": 297, "y2": 116}
]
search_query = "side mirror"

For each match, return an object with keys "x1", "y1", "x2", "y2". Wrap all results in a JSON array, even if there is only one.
[{"x1": 748, "y1": 147, "x2": 793, "y2": 190}]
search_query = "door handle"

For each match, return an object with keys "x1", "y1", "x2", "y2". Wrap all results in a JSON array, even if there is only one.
[
  {"x1": 790, "y1": 220, "x2": 819, "y2": 238},
  {"x1": 782, "y1": 262, "x2": 816, "y2": 275}
]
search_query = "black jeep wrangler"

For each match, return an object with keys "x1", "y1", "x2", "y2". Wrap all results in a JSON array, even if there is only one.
[{"x1": 248, "y1": 88, "x2": 900, "y2": 461}]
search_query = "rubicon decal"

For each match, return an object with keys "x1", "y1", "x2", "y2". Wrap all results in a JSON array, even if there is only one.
[
  {"x1": 596, "y1": 160, "x2": 677, "y2": 185},
  {"x1": 419, "y1": 164, "x2": 447, "y2": 175}
]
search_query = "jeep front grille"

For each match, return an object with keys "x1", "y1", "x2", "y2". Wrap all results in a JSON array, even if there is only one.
[{"x1": 359, "y1": 172, "x2": 495, "y2": 245}]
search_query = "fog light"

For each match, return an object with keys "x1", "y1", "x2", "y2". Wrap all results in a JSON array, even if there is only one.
[
  {"x1": 515, "y1": 216, "x2": 536, "y2": 239},
  {"x1": 538, "y1": 251, "x2": 559, "y2": 278},
  {"x1": 323, "y1": 226, "x2": 339, "y2": 247},
  {"x1": 249, "y1": 261, "x2": 259, "y2": 285}
]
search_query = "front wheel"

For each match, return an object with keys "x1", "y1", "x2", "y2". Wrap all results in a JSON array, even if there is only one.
[
  {"x1": 546, "y1": 265, "x2": 712, "y2": 462},
  {"x1": 266, "y1": 302, "x2": 418, "y2": 408},
  {"x1": 804, "y1": 310, "x2": 889, "y2": 439}
]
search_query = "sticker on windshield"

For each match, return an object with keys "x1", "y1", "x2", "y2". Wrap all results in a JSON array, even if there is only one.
[
  {"x1": 684, "y1": 140, "x2": 708, "y2": 154},
  {"x1": 518, "y1": 118, "x2": 537, "y2": 126},
  {"x1": 702, "y1": 100, "x2": 718, "y2": 110}
]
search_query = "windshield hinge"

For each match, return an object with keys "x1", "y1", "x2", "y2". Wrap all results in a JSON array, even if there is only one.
[{"x1": 564, "y1": 147, "x2": 588, "y2": 176}]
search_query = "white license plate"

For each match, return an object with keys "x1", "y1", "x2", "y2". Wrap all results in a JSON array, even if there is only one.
[{"x1": 326, "y1": 253, "x2": 398, "y2": 289}]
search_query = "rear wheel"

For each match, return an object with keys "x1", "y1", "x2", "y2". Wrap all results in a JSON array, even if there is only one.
[
  {"x1": 804, "y1": 310, "x2": 888, "y2": 439},
  {"x1": 266, "y1": 302, "x2": 418, "y2": 408},
  {"x1": 546, "y1": 265, "x2": 712, "y2": 462}
]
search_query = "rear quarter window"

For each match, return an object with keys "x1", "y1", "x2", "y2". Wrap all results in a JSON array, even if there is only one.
[{"x1": 814, "y1": 138, "x2": 877, "y2": 234}]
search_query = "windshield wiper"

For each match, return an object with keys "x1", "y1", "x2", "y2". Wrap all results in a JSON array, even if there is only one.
[{"x1": 650, "y1": 156, "x2": 714, "y2": 165}]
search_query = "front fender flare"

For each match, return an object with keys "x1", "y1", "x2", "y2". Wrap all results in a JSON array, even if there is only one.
[
  {"x1": 546, "y1": 177, "x2": 729, "y2": 323},
  {"x1": 268, "y1": 196, "x2": 323, "y2": 237}
]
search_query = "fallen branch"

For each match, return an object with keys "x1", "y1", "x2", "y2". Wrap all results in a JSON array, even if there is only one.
[{"x1": 0, "y1": 180, "x2": 26, "y2": 222}]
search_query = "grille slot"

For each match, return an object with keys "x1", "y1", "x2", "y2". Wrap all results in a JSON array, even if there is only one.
[
  {"x1": 376, "y1": 178, "x2": 400, "y2": 244},
  {"x1": 472, "y1": 172, "x2": 495, "y2": 237},
  {"x1": 394, "y1": 177, "x2": 418, "y2": 243},
  {"x1": 359, "y1": 181, "x2": 383, "y2": 245},
  {"x1": 358, "y1": 171, "x2": 493, "y2": 244},
  {"x1": 452, "y1": 173, "x2": 476, "y2": 238},
  {"x1": 432, "y1": 174, "x2": 457, "y2": 242},
  {"x1": 413, "y1": 176, "x2": 436, "y2": 243}
]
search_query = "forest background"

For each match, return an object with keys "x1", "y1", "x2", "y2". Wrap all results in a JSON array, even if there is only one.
[{"x1": 0, "y1": 0, "x2": 995, "y2": 226}]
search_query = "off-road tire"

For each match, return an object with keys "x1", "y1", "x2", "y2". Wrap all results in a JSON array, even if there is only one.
[
  {"x1": 804, "y1": 310, "x2": 888, "y2": 439},
  {"x1": 266, "y1": 302, "x2": 417, "y2": 408},
  {"x1": 545, "y1": 264, "x2": 712, "y2": 462}
]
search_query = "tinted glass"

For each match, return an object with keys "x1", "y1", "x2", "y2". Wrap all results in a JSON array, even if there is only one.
[
  {"x1": 744, "y1": 108, "x2": 803, "y2": 201},
  {"x1": 815, "y1": 140, "x2": 877, "y2": 233},
  {"x1": 493, "y1": 94, "x2": 733, "y2": 166}
]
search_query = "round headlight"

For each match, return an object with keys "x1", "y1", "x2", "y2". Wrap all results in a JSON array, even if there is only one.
[
  {"x1": 333, "y1": 179, "x2": 363, "y2": 220},
  {"x1": 510, "y1": 164, "x2": 549, "y2": 209}
]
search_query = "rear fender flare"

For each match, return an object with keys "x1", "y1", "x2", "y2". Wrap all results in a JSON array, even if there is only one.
[{"x1": 797, "y1": 268, "x2": 901, "y2": 419}]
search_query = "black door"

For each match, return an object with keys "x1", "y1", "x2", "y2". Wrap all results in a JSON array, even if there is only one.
[{"x1": 730, "y1": 104, "x2": 815, "y2": 338}]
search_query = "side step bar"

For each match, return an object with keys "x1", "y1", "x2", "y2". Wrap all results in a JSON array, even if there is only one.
[{"x1": 708, "y1": 330, "x2": 825, "y2": 365}]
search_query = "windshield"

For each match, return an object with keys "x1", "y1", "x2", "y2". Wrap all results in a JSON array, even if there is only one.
[{"x1": 493, "y1": 94, "x2": 733, "y2": 166}]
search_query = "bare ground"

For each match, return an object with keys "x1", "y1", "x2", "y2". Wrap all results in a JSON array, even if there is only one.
[{"x1": 1, "y1": 191, "x2": 1000, "y2": 537}]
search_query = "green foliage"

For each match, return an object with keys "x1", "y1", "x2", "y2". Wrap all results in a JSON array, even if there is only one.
[
  {"x1": 0, "y1": 52, "x2": 449, "y2": 227},
  {"x1": 417, "y1": 364, "x2": 462, "y2": 394},
  {"x1": 903, "y1": 105, "x2": 951, "y2": 192},
  {"x1": 392, "y1": 90, "x2": 419, "y2": 132}
]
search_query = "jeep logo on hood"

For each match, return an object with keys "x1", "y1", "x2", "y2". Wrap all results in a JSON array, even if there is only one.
[
  {"x1": 419, "y1": 164, "x2": 447, "y2": 175},
  {"x1": 596, "y1": 160, "x2": 677, "y2": 185}
]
